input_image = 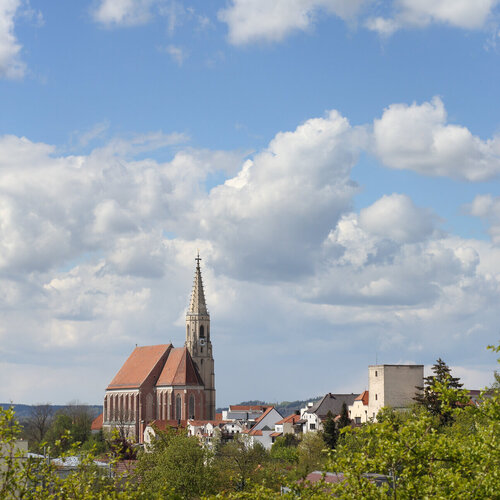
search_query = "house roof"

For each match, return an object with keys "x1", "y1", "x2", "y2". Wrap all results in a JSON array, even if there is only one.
[
  {"x1": 156, "y1": 347, "x2": 204, "y2": 386},
  {"x1": 307, "y1": 393, "x2": 357, "y2": 418},
  {"x1": 254, "y1": 406, "x2": 274, "y2": 423},
  {"x1": 270, "y1": 432, "x2": 282, "y2": 438},
  {"x1": 275, "y1": 413, "x2": 301, "y2": 425},
  {"x1": 91, "y1": 413, "x2": 103, "y2": 431},
  {"x1": 107, "y1": 344, "x2": 172, "y2": 389},
  {"x1": 229, "y1": 405, "x2": 270, "y2": 412},
  {"x1": 188, "y1": 420, "x2": 229, "y2": 426},
  {"x1": 355, "y1": 390, "x2": 369, "y2": 406},
  {"x1": 147, "y1": 419, "x2": 188, "y2": 430}
]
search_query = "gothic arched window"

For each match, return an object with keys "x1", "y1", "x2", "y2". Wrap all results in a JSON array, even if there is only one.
[
  {"x1": 176, "y1": 394, "x2": 182, "y2": 420},
  {"x1": 189, "y1": 395, "x2": 195, "y2": 419},
  {"x1": 187, "y1": 324, "x2": 190, "y2": 337},
  {"x1": 200, "y1": 325, "x2": 205, "y2": 338}
]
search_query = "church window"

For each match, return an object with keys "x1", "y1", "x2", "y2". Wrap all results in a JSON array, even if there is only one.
[
  {"x1": 200, "y1": 346, "x2": 203, "y2": 353},
  {"x1": 189, "y1": 395, "x2": 195, "y2": 419},
  {"x1": 187, "y1": 325, "x2": 190, "y2": 337},
  {"x1": 200, "y1": 325, "x2": 204, "y2": 338},
  {"x1": 201, "y1": 359, "x2": 204, "y2": 366},
  {"x1": 375, "y1": 394, "x2": 378, "y2": 401},
  {"x1": 176, "y1": 394, "x2": 182, "y2": 420},
  {"x1": 375, "y1": 371, "x2": 378, "y2": 377}
]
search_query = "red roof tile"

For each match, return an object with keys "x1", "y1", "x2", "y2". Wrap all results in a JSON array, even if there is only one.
[
  {"x1": 355, "y1": 390, "x2": 369, "y2": 406},
  {"x1": 248, "y1": 429, "x2": 263, "y2": 436},
  {"x1": 275, "y1": 413, "x2": 301, "y2": 425},
  {"x1": 270, "y1": 432, "x2": 282, "y2": 438},
  {"x1": 215, "y1": 413, "x2": 223, "y2": 420},
  {"x1": 91, "y1": 413, "x2": 103, "y2": 431},
  {"x1": 148, "y1": 419, "x2": 188, "y2": 430},
  {"x1": 156, "y1": 347, "x2": 204, "y2": 386},
  {"x1": 107, "y1": 344, "x2": 172, "y2": 389},
  {"x1": 229, "y1": 405, "x2": 269, "y2": 412},
  {"x1": 254, "y1": 406, "x2": 274, "y2": 423}
]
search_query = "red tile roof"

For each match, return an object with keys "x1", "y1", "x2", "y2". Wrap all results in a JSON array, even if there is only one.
[
  {"x1": 215, "y1": 413, "x2": 223, "y2": 420},
  {"x1": 229, "y1": 405, "x2": 269, "y2": 412},
  {"x1": 107, "y1": 344, "x2": 172, "y2": 389},
  {"x1": 254, "y1": 406, "x2": 274, "y2": 423},
  {"x1": 188, "y1": 420, "x2": 229, "y2": 426},
  {"x1": 275, "y1": 413, "x2": 301, "y2": 425},
  {"x1": 248, "y1": 429, "x2": 263, "y2": 436},
  {"x1": 156, "y1": 347, "x2": 204, "y2": 386},
  {"x1": 355, "y1": 390, "x2": 369, "y2": 406},
  {"x1": 91, "y1": 413, "x2": 103, "y2": 431},
  {"x1": 147, "y1": 419, "x2": 188, "y2": 430},
  {"x1": 270, "y1": 432, "x2": 282, "y2": 438}
]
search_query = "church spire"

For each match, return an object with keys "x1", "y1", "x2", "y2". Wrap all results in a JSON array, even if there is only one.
[{"x1": 188, "y1": 252, "x2": 208, "y2": 316}]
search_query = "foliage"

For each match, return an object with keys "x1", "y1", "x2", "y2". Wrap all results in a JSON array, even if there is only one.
[
  {"x1": 414, "y1": 357, "x2": 466, "y2": 425},
  {"x1": 337, "y1": 402, "x2": 351, "y2": 430},
  {"x1": 296, "y1": 431, "x2": 326, "y2": 477},
  {"x1": 270, "y1": 434, "x2": 299, "y2": 464},
  {"x1": 325, "y1": 350, "x2": 500, "y2": 499},
  {"x1": 22, "y1": 404, "x2": 53, "y2": 452},
  {"x1": 136, "y1": 426, "x2": 216, "y2": 499},
  {"x1": 321, "y1": 411, "x2": 338, "y2": 449},
  {"x1": 215, "y1": 434, "x2": 269, "y2": 492}
]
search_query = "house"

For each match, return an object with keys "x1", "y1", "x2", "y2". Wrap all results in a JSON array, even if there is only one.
[
  {"x1": 271, "y1": 412, "x2": 303, "y2": 443},
  {"x1": 349, "y1": 390, "x2": 369, "y2": 425},
  {"x1": 349, "y1": 364, "x2": 424, "y2": 423},
  {"x1": 241, "y1": 406, "x2": 283, "y2": 449},
  {"x1": 301, "y1": 393, "x2": 357, "y2": 432}
]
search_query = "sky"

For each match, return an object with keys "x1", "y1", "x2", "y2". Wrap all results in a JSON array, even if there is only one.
[{"x1": 1, "y1": 0, "x2": 500, "y2": 407}]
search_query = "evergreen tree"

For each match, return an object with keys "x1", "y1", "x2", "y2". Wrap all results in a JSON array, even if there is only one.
[
  {"x1": 322, "y1": 410, "x2": 338, "y2": 449},
  {"x1": 414, "y1": 358, "x2": 464, "y2": 425},
  {"x1": 337, "y1": 402, "x2": 351, "y2": 430}
]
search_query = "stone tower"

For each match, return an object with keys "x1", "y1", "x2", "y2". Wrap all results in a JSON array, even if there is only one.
[{"x1": 185, "y1": 253, "x2": 215, "y2": 420}]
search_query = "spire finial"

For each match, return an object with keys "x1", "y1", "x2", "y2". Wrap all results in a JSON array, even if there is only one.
[{"x1": 196, "y1": 250, "x2": 201, "y2": 268}]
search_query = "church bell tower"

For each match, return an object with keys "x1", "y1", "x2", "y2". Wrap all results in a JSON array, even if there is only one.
[{"x1": 185, "y1": 253, "x2": 215, "y2": 420}]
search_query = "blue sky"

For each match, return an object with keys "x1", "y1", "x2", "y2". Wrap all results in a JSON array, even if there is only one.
[{"x1": 1, "y1": 0, "x2": 500, "y2": 406}]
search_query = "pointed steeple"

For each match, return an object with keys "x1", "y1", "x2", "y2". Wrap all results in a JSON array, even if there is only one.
[{"x1": 187, "y1": 252, "x2": 208, "y2": 316}]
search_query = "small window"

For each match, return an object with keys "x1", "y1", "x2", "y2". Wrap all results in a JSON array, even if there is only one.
[
  {"x1": 355, "y1": 417, "x2": 361, "y2": 424},
  {"x1": 310, "y1": 423, "x2": 316, "y2": 430},
  {"x1": 375, "y1": 370, "x2": 378, "y2": 377},
  {"x1": 200, "y1": 325, "x2": 205, "y2": 338},
  {"x1": 375, "y1": 394, "x2": 378, "y2": 401}
]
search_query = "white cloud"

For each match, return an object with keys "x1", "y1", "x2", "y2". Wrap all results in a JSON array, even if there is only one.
[
  {"x1": 359, "y1": 193, "x2": 435, "y2": 243},
  {"x1": 218, "y1": 0, "x2": 366, "y2": 45},
  {"x1": 164, "y1": 44, "x2": 187, "y2": 65},
  {"x1": 1, "y1": 111, "x2": 499, "y2": 406},
  {"x1": 468, "y1": 194, "x2": 500, "y2": 244},
  {"x1": 367, "y1": 0, "x2": 499, "y2": 36},
  {"x1": 196, "y1": 110, "x2": 367, "y2": 279},
  {"x1": 92, "y1": 0, "x2": 156, "y2": 26},
  {"x1": 373, "y1": 97, "x2": 500, "y2": 181},
  {"x1": 0, "y1": 0, "x2": 25, "y2": 79}
]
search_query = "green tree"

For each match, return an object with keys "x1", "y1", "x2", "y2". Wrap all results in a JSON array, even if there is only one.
[
  {"x1": 322, "y1": 411, "x2": 338, "y2": 449},
  {"x1": 324, "y1": 348, "x2": 500, "y2": 499},
  {"x1": 337, "y1": 402, "x2": 351, "y2": 430},
  {"x1": 297, "y1": 431, "x2": 326, "y2": 476},
  {"x1": 216, "y1": 434, "x2": 269, "y2": 492},
  {"x1": 137, "y1": 426, "x2": 216, "y2": 499},
  {"x1": 414, "y1": 358, "x2": 465, "y2": 425}
]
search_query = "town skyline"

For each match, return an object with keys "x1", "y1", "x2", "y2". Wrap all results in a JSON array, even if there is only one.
[{"x1": 1, "y1": 1, "x2": 499, "y2": 406}]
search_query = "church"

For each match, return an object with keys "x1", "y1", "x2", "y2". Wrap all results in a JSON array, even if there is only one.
[{"x1": 102, "y1": 255, "x2": 215, "y2": 443}]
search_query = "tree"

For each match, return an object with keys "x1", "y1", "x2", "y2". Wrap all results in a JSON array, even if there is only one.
[
  {"x1": 322, "y1": 411, "x2": 338, "y2": 449},
  {"x1": 297, "y1": 431, "x2": 326, "y2": 476},
  {"x1": 337, "y1": 402, "x2": 351, "y2": 430},
  {"x1": 217, "y1": 434, "x2": 269, "y2": 492},
  {"x1": 23, "y1": 403, "x2": 53, "y2": 451},
  {"x1": 414, "y1": 358, "x2": 465, "y2": 425},
  {"x1": 137, "y1": 426, "x2": 216, "y2": 499}
]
